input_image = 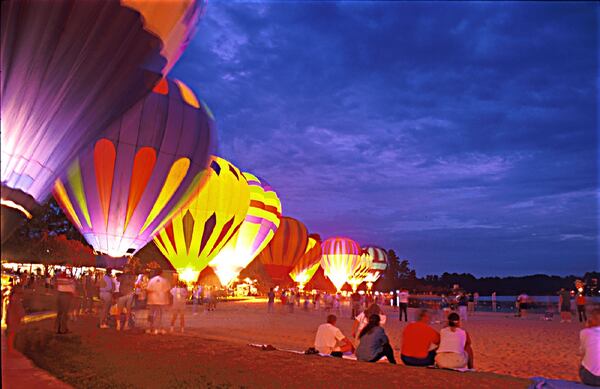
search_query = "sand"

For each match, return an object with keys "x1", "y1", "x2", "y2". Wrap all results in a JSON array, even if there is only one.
[
  {"x1": 184, "y1": 299, "x2": 581, "y2": 381},
  {"x1": 13, "y1": 299, "x2": 585, "y2": 388}
]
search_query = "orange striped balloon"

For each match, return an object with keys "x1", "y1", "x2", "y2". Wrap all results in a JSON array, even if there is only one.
[{"x1": 256, "y1": 216, "x2": 308, "y2": 286}]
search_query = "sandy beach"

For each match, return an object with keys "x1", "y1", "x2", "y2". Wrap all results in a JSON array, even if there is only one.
[
  {"x1": 12, "y1": 298, "x2": 590, "y2": 388},
  {"x1": 181, "y1": 299, "x2": 580, "y2": 381}
]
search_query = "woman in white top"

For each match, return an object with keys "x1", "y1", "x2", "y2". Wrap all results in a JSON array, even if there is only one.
[
  {"x1": 351, "y1": 303, "x2": 387, "y2": 340},
  {"x1": 435, "y1": 312, "x2": 474, "y2": 369}
]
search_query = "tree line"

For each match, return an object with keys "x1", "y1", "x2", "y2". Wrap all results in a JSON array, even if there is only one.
[{"x1": 375, "y1": 249, "x2": 599, "y2": 296}]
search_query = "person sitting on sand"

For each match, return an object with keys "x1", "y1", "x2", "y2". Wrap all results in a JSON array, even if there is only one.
[
  {"x1": 314, "y1": 314, "x2": 354, "y2": 357},
  {"x1": 435, "y1": 312, "x2": 474, "y2": 369},
  {"x1": 356, "y1": 314, "x2": 397, "y2": 364},
  {"x1": 352, "y1": 303, "x2": 387, "y2": 339},
  {"x1": 400, "y1": 309, "x2": 440, "y2": 366},
  {"x1": 579, "y1": 308, "x2": 600, "y2": 386}
]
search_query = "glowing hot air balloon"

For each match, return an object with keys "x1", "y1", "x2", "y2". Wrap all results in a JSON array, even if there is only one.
[
  {"x1": 347, "y1": 252, "x2": 372, "y2": 292},
  {"x1": 321, "y1": 237, "x2": 362, "y2": 292},
  {"x1": 289, "y1": 235, "x2": 322, "y2": 289},
  {"x1": 1, "y1": 0, "x2": 204, "y2": 241},
  {"x1": 362, "y1": 246, "x2": 388, "y2": 289},
  {"x1": 154, "y1": 157, "x2": 250, "y2": 285},
  {"x1": 209, "y1": 173, "x2": 282, "y2": 286},
  {"x1": 53, "y1": 78, "x2": 215, "y2": 259},
  {"x1": 256, "y1": 216, "x2": 308, "y2": 287}
]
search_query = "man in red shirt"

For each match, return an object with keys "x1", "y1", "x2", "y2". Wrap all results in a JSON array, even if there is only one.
[{"x1": 401, "y1": 309, "x2": 440, "y2": 366}]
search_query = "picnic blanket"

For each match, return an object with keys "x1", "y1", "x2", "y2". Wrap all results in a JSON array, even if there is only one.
[{"x1": 529, "y1": 377, "x2": 595, "y2": 389}]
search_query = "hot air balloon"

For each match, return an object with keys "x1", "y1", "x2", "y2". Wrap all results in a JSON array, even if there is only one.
[
  {"x1": 53, "y1": 78, "x2": 215, "y2": 259},
  {"x1": 153, "y1": 157, "x2": 250, "y2": 285},
  {"x1": 1, "y1": 0, "x2": 204, "y2": 241},
  {"x1": 209, "y1": 173, "x2": 282, "y2": 286},
  {"x1": 347, "y1": 252, "x2": 372, "y2": 292},
  {"x1": 289, "y1": 235, "x2": 322, "y2": 289},
  {"x1": 256, "y1": 216, "x2": 308, "y2": 287},
  {"x1": 362, "y1": 246, "x2": 388, "y2": 290},
  {"x1": 320, "y1": 237, "x2": 362, "y2": 292}
]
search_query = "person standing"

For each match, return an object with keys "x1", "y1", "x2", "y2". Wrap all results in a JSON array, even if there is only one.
[
  {"x1": 398, "y1": 289, "x2": 409, "y2": 322},
  {"x1": 83, "y1": 272, "x2": 96, "y2": 314},
  {"x1": 491, "y1": 292, "x2": 497, "y2": 312},
  {"x1": 170, "y1": 280, "x2": 188, "y2": 333},
  {"x1": 351, "y1": 291, "x2": 361, "y2": 319},
  {"x1": 192, "y1": 283, "x2": 203, "y2": 315},
  {"x1": 55, "y1": 269, "x2": 76, "y2": 334},
  {"x1": 458, "y1": 293, "x2": 468, "y2": 322},
  {"x1": 115, "y1": 268, "x2": 136, "y2": 331},
  {"x1": 98, "y1": 269, "x2": 114, "y2": 329},
  {"x1": 577, "y1": 293, "x2": 587, "y2": 323},
  {"x1": 134, "y1": 271, "x2": 150, "y2": 309},
  {"x1": 288, "y1": 291, "x2": 295, "y2": 313},
  {"x1": 559, "y1": 288, "x2": 572, "y2": 323},
  {"x1": 473, "y1": 292, "x2": 479, "y2": 312},
  {"x1": 440, "y1": 294, "x2": 451, "y2": 320},
  {"x1": 467, "y1": 293, "x2": 475, "y2": 313},
  {"x1": 145, "y1": 269, "x2": 171, "y2": 335},
  {"x1": 267, "y1": 288, "x2": 275, "y2": 313},
  {"x1": 5, "y1": 286, "x2": 25, "y2": 353}
]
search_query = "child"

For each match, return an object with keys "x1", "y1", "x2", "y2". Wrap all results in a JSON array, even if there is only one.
[{"x1": 170, "y1": 281, "x2": 188, "y2": 333}]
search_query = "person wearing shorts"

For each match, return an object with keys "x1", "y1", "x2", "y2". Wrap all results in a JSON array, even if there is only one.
[
  {"x1": 559, "y1": 288, "x2": 572, "y2": 323},
  {"x1": 116, "y1": 268, "x2": 136, "y2": 331}
]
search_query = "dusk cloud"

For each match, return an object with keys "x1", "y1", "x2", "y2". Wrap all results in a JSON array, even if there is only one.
[{"x1": 172, "y1": 1, "x2": 598, "y2": 276}]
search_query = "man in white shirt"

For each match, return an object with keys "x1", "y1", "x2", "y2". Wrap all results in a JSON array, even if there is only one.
[
  {"x1": 146, "y1": 269, "x2": 171, "y2": 335},
  {"x1": 314, "y1": 314, "x2": 353, "y2": 357},
  {"x1": 398, "y1": 289, "x2": 409, "y2": 321},
  {"x1": 579, "y1": 308, "x2": 600, "y2": 386}
]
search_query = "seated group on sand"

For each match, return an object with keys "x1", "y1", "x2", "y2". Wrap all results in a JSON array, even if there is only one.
[
  {"x1": 314, "y1": 306, "x2": 473, "y2": 369},
  {"x1": 314, "y1": 305, "x2": 600, "y2": 387}
]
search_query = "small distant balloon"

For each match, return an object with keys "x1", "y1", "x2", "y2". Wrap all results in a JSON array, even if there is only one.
[{"x1": 320, "y1": 237, "x2": 362, "y2": 292}]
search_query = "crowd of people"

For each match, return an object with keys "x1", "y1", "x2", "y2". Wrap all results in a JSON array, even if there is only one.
[
  {"x1": 1, "y1": 266, "x2": 224, "y2": 340},
  {"x1": 2, "y1": 268, "x2": 599, "y2": 386},
  {"x1": 312, "y1": 302, "x2": 599, "y2": 386}
]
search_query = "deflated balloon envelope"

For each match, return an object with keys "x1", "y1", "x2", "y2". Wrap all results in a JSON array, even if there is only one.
[
  {"x1": 1, "y1": 0, "x2": 204, "y2": 240},
  {"x1": 53, "y1": 78, "x2": 215, "y2": 258}
]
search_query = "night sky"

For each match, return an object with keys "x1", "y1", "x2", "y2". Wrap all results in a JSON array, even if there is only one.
[{"x1": 172, "y1": 1, "x2": 599, "y2": 277}]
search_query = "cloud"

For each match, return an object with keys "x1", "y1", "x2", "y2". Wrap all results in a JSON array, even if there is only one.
[{"x1": 171, "y1": 1, "x2": 598, "y2": 276}]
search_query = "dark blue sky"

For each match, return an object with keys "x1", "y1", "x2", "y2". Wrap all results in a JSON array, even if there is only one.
[{"x1": 172, "y1": 1, "x2": 599, "y2": 276}]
